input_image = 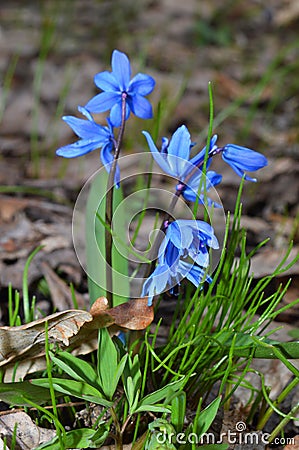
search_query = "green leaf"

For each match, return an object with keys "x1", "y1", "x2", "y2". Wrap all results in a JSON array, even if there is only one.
[
  {"x1": 123, "y1": 354, "x2": 142, "y2": 413},
  {"x1": 110, "y1": 353, "x2": 128, "y2": 400},
  {"x1": 195, "y1": 396, "x2": 221, "y2": 436},
  {"x1": 136, "y1": 378, "x2": 185, "y2": 412},
  {"x1": 31, "y1": 378, "x2": 112, "y2": 407},
  {"x1": 85, "y1": 170, "x2": 129, "y2": 306},
  {"x1": 50, "y1": 351, "x2": 98, "y2": 386},
  {"x1": 215, "y1": 331, "x2": 299, "y2": 359},
  {"x1": 171, "y1": 391, "x2": 186, "y2": 433},
  {"x1": 0, "y1": 381, "x2": 52, "y2": 406},
  {"x1": 35, "y1": 428, "x2": 106, "y2": 449},
  {"x1": 97, "y1": 328, "x2": 119, "y2": 399},
  {"x1": 136, "y1": 404, "x2": 171, "y2": 414}
]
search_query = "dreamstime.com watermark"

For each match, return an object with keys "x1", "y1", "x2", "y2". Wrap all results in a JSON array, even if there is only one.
[{"x1": 156, "y1": 421, "x2": 295, "y2": 446}]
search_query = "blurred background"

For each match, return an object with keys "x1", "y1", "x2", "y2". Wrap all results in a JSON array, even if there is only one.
[{"x1": 0, "y1": 0, "x2": 298, "y2": 316}]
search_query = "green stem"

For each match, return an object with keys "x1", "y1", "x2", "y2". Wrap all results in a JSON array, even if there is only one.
[
  {"x1": 105, "y1": 94, "x2": 127, "y2": 307},
  {"x1": 110, "y1": 407, "x2": 123, "y2": 450}
]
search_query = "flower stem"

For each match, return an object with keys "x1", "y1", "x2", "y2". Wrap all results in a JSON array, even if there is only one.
[{"x1": 105, "y1": 94, "x2": 127, "y2": 307}]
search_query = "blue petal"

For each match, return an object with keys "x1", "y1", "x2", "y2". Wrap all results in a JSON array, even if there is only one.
[
  {"x1": 110, "y1": 101, "x2": 130, "y2": 127},
  {"x1": 128, "y1": 73, "x2": 155, "y2": 96},
  {"x1": 189, "y1": 135, "x2": 218, "y2": 168},
  {"x1": 100, "y1": 142, "x2": 120, "y2": 188},
  {"x1": 177, "y1": 261, "x2": 206, "y2": 287},
  {"x1": 222, "y1": 144, "x2": 268, "y2": 181},
  {"x1": 77, "y1": 106, "x2": 93, "y2": 121},
  {"x1": 85, "y1": 92, "x2": 121, "y2": 113},
  {"x1": 189, "y1": 249, "x2": 209, "y2": 267},
  {"x1": 111, "y1": 50, "x2": 131, "y2": 91},
  {"x1": 168, "y1": 221, "x2": 193, "y2": 250},
  {"x1": 142, "y1": 131, "x2": 174, "y2": 176},
  {"x1": 167, "y1": 126, "x2": 191, "y2": 176},
  {"x1": 94, "y1": 71, "x2": 120, "y2": 92},
  {"x1": 182, "y1": 170, "x2": 222, "y2": 203},
  {"x1": 62, "y1": 115, "x2": 109, "y2": 141},
  {"x1": 164, "y1": 242, "x2": 180, "y2": 270},
  {"x1": 128, "y1": 94, "x2": 153, "y2": 119},
  {"x1": 141, "y1": 263, "x2": 170, "y2": 305},
  {"x1": 56, "y1": 139, "x2": 101, "y2": 158}
]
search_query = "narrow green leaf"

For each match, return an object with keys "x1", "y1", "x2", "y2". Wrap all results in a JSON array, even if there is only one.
[
  {"x1": 196, "y1": 396, "x2": 221, "y2": 436},
  {"x1": 50, "y1": 351, "x2": 98, "y2": 386},
  {"x1": 97, "y1": 328, "x2": 118, "y2": 399},
  {"x1": 171, "y1": 391, "x2": 186, "y2": 433},
  {"x1": 31, "y1": 378, "x2": 112, "y2": 407},
  {"x1": 137, "y1": 378, "x2": 185, "y2": 409},
  {"x1": 135, "y1": 404, "x2": 171, "y2": 414},
  {"x1": 86, "y1": 170, "x2": 129, "y2": 306},
  {"x1": 35, "y1": 428, "x2": 99, "y2": 450},
  {"x1": 0, "y1": 381, "x2": 52, "y2": 407},
  {"x1": 110, "y1": 353, "x2": 128, "y2": 400},
  {"x1": 214, "y1": 331, "x2": 299, "y2": 359}
]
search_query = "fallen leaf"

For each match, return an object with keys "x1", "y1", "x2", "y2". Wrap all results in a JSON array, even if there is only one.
[
  {"x1": 41, "y1": 261, "x2": 86, "y2": 310},
  {"x1": 0, "y1": 411, "x2": 56, "y2": 449},
  {"x1": 0, "y1": 309, "x2": 93, "y2": 367},
  {"x1": 89, "y1": 297, "x2": 154, "y2": 330},
  {"x1": 0, "y1": 297, "x2": 153, "y2": 381}
]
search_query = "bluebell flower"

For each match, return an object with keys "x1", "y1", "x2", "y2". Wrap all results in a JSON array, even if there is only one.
[
  {"x1": 142, "y1": 219, "x2": 218, "y2": 305},
  {"x1": 180, "y1": 170, "x2": 222, "y2": 206},
  {"x1": 160, "y1": 219, "x2": 219, "y2": 267},
  {"x1": 143, "y1": 126, "x2": 218, "y2": 178},
  {"x1": 221, "y1": 144, "x2": 268, "y2": 182},
  {"x1": 142, "y1": 259, "x2": 211, "y2": 306},
  {"x1": 84, "y1": 50, "x2": 155, "y2": 127},
  {"x1": 56, "y1": 106, "x2": 120, "y2": 187}
]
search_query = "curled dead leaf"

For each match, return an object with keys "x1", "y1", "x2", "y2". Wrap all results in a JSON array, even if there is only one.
[{"x1": 0, "y1": 297, "x2": 153, "y2": 381}]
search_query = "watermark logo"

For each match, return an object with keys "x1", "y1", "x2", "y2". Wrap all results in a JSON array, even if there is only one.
[{"x1": 156, "y1": 421, "x2": 295, "y2": 446}]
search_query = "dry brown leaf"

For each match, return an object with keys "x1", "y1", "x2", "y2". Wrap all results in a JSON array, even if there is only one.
[
  {"x1": 0, "y1": 309, "x2": 93, "y2": 367},
  {"x1": 41, "y1": 261, "x2": 86, "y2": 309},
  {"x1": 0, "y1": 196, "x2": 29, "y2": 223},
  {"x1": 0, "y1": 297, "x2": 153, "y2": 380},
  {"x1": 89, "y1": 297, "x2": 154, "y2": 330},
  {"x1": 0, "y1": 410, "x2": 56, "y2": 449}
]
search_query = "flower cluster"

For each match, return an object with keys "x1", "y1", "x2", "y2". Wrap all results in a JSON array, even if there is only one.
[
  {"x1": 56, "y1": 49, "x2": 268, "y2": 306},
  {"x1": 142, "y1": 220, "x2": 218, "y2": 305}
]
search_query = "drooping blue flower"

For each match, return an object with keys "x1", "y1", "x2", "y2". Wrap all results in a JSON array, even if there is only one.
[
  {"x1": 180, "y1": 170, "x2": 222, "y2": 206},
  {"x1": 160, "y1": 219, "x2": 219, "y2": 267},
  {"x1": 84, "y1": 50, "x2": 155, "y2": 127},
  {"x1": 221, "y1": 144, "x2": 268, "y2": 182},
  {"x1": 56, "y1": 106, "x2": 120, "y2": 187},
  {"x1": 142, "y1": 219, "x2": 218, "y2": 305},
  {"x1": 142, "y1": 258, "x2": 211, "y2": 306}
]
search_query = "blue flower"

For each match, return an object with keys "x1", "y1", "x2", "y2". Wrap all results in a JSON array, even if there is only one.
[
  {"x1": 56, "y1": 106, "x2": 120, "y2": 187},
  {"x1": 84, "y1": 50, "x2": 155, "y2": 127},
  {"x1": 221, "y1": 144, "x2": 268, "y2": 182},
  {"x1": 143, "y1": 125, "x2": 193, "y2": 179},
  {"x1": 180, "y1": 170, "x2": 222, "y2": 206},
  {"x1": 161, "y1": 219, "x2": 219, "y2": 267},
  {"x1": 142, "y1": 259, "x2": 211, "y2": 306},
  {"x1": 143, "y1": 127, "x2": 218, "y2": 178},
  {"x1": 142, "y1": 219, "x2": 218, "y2": 305}
]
